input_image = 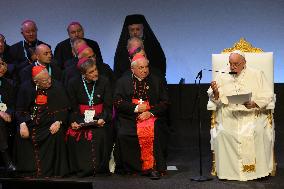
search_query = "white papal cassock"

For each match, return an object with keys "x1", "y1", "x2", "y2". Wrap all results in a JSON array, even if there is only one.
[{"x1": 207, "y1": 65, "x2": 274, "y2": 181}]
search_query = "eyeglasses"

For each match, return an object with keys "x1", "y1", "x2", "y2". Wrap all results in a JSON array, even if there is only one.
[{"x1": 229, "y1": 62, "x2": 242, "y2": 68}]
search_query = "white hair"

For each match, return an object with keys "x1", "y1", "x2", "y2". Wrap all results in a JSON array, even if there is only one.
[
  {"x1": 231, "y1": 50, "x2": 245, "y2": 59},
  {"x1": 127, "y1": 37, "x2": 144, "y2": 50},
  {"x1": 131, "y1": 57, "x2": 149, "y2": 68}
]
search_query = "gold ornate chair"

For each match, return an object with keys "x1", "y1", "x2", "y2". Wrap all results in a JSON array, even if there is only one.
[{"x1": 207, "y1": 38, "x2": 276, "y2": 176}]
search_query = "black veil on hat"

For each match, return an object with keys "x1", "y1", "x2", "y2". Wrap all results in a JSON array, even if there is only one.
[
  {"x1": 116, "y1": 14, "x2": 159, "y2": 47},
  {"x1": 114, "y1": 14, "x2": 166, "y2": 79}
]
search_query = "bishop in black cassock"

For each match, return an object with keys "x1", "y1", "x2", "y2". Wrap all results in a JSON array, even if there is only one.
[
  {"x1": 15, "y1": 66, "x2": 69, "y2": 177},
  {"x1": 65, "y1": 58, "x2": 113, "y2": 177},
  {"x1": 0, "y1": 60, "x2": 16, "y2": 172},
  {"x1": 114, "y1": 54, "x2": 169, "y2": 179}
]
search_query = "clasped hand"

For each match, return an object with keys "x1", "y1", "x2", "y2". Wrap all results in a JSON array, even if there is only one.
[{"x1": 243, "y1": 101, "x2": 258, "y2": 109}]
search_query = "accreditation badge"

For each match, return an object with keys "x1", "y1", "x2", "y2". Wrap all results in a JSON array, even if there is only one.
[
  {"x1": 0, "y1": 103, "x2": 7, "y2": 112},
  {"x1": 84, "y1": 110, "x2": 96, "y2": 123}
]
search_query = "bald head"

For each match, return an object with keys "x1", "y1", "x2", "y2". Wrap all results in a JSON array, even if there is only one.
[
  {"x1": 36, "y1": 44, "x2": 52, "y2": 64},
  {"x1": 21, "y1": 20, "x2": 38, "y2": 43}
]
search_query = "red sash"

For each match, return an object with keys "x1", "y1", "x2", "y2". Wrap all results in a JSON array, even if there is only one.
[
  {"x1": 137, "y1": 117, "x2": 157, "y2": 171},
  {"x1": 133, "y1": 98, "x2": 156, "y2": 171},
  {"x1": 79, "y1": 104, "x2": 103, "y2": 115},
  {"x1": 65, "y1": 104, "x2": 103, "y2": 142}
]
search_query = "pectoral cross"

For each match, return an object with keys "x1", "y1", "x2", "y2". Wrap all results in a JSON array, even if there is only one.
[{"x1": 138, "y1": 99, "x2": 144, "y2": 104}]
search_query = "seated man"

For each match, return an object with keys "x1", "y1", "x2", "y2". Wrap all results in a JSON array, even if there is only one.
[
  {"x1": 65, "y1": 58, "x2": 113, "y2": 177},
  {"x1": 114, "y1": 54, "x2": 169, "y2": 180},
  {"x1": 9, "y1": 20, "x2": 51, "y2": 83},
  {"x1": 114, "y1": 14, "x2": 166, "y2": 79},
  {"x1": 125, "y1": 37, "x2": 164, "y2": 79},
  {"x1": 62, "y1": 38, "x2": 87, "y2": 69},
  {"x1": 54, "y1": 22, "x2": 103, "y2": 69},
  {"x1": 62, "y1": 43, "x2": 114, "y2": 87},
  {"x1": 19, "y1": 44, "x2": 62, "y2": 84},
  {"x1": 15, "y1": 66, "x2": 69, "y2": 177},
  {"x1": 208, "y1": 50, "x2": 274, "y2": 181},
  {"x1": 0, "y1": 59, "x2": 16, "y2": 172}
]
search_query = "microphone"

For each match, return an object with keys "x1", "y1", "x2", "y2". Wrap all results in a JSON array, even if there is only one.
[
  {"x1": 203, "y1": 69, "x2": 237, "y2": 75},
  {"x1": 195, "y1": 70, "x2": 203, "y2": 80}
]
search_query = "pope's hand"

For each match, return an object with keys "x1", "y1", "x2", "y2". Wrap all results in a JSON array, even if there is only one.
[
  {"x1": 243, "y1": 101, "x2": 258, "y2": 109},
  {"x1": 211, "y1": 81, "x2": 219, "y2": 100}
]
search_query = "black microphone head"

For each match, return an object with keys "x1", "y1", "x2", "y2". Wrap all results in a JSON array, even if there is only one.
[{"x1": 229, "y1": 71, "x2": 237, "y2": 74}]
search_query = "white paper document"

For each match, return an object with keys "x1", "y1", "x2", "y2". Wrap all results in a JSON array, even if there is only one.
[{"x1": 227, "y1": 92, "x2": 252, "y2": 104}]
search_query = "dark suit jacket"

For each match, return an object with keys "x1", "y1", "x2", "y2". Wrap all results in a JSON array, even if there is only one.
[{"x1": 54, "y1": 38, "x2": 103, "y2": 69}]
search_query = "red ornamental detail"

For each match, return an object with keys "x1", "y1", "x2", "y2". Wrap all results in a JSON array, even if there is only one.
[
  {"x1": 35, "y1": 95, "x2": 47, "y2": 105},
  {"x1": 65, "y1": 128, "x2": 93, "y2": 141},
  {"x1": 132, "y1": 99, "x2": 150, "y2": 110}
]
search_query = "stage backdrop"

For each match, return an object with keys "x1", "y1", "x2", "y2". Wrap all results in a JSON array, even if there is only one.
[{"x1": 1, "y1": 0, "x2": 283, "y2": 84}]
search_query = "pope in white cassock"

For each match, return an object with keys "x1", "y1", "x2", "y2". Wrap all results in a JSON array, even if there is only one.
[{"x1": 208, "y1": 50, "x2": 275, "y2": 181}]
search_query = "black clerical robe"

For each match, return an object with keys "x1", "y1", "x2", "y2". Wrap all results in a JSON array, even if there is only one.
[
  {"x1": 15, "y1": 80, "x2": 69, "y2": 177},
  {"x1": 114, "y1": 38, "x2": 166, "y2": 79},
  {"x1": 114, "y1": 14, "x2": 166, "y2": 79},
  {"x1": 18, "y1": 61, "x2": 62, "y2": 84},
  {"x1": 0, "y1": 77, "x2": 15, "y2": 151},
  {"x1": 66, "y1": 75, "x2": 113, "y2": 177},
  {"x1": 54, "y1": 38, "x2": 103, "y2": 69},
  {"x1": 113, "y1": 73, "x2": 169, "y2": 173}
]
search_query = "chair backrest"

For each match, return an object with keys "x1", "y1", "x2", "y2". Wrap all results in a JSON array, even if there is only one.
[{"x1": 212, "y1": 52, "x2": 274, "y2": 91}]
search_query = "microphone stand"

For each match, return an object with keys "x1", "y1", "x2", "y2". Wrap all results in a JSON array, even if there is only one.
[{"x1": 190, "y1": 70, "x2": 212, "y2": 182}]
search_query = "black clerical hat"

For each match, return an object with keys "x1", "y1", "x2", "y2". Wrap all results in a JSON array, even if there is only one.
[{"x1": 124, "y1": 14, "x2": 147, "y2": 26}]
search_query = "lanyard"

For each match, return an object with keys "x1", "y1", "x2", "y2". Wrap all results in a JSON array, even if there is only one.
[
  {"x1": 35, "y1": 61, "x2": 51, "y2": 75},
  {"x1": 82, "y1": 76, "x2": 96, "y2": 106},
  {"x1": 22, "y1": 40, "x2": 38, "y2": 61}
]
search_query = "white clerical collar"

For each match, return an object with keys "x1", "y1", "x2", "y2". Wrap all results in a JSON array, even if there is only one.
[
  {"x1": 133, "y1": 74, "x2": 143, "y2": 81},
  {"x1": 35, "y1": 61, "x2": 46, "y2": 67}
]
